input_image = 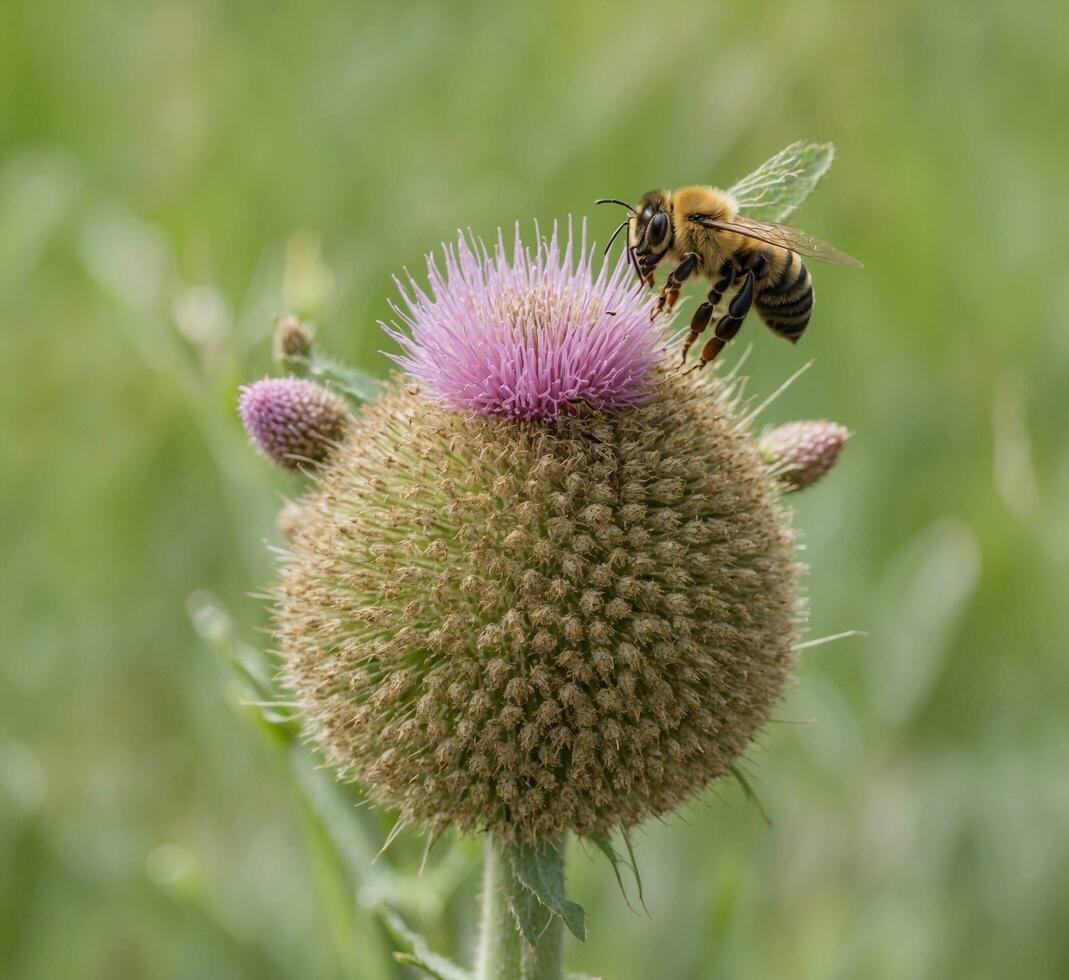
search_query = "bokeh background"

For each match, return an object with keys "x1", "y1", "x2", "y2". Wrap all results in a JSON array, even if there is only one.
[{"x1": 4, "y1": 1, "x2": 1069, "y2": 977}]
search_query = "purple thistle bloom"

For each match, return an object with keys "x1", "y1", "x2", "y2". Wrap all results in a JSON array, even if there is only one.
[
  {"x1": 238, "y1": 377, "x2": 349, "y2": 469},
  {"x1": 382, "y1": 222, "x2": 665, "y2": 421}
]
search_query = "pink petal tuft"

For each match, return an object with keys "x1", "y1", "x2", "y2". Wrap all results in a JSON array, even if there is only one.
[{"x1": 382, "y1": 221, "x2": 665, "y2": 421}]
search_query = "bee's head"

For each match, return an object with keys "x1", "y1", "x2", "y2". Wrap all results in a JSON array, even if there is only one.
[
  {"x1": 595, "y1": 190, "x2": 673, "y2": 284},
  {"x1": 630, "y1": 191, "x2": 673, "y2": 256}
]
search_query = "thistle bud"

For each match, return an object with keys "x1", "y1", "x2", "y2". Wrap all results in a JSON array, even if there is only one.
[
  {"x1": 759, "y1": 420, "x2": 849, "y2": 492},
  {"x1": 273, "y1": 225, "x2": 803, "y2": 845},
  {"x1": 273, "y1": 314, "x2": 314, "y2": 364},
  {"x1": 238, "y1": 377, "x2": 349, "y2": 469}
]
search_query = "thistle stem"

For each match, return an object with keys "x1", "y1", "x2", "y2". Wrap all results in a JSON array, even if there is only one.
[
  {"x1": 475, "y1": 836, "x2": 565, "y2": 980},
  {"x1": 475, "y1": 837, "x2": 523, "y2": 980},
  {"x1": 521, "y1": 906, "x2": 563, "y2": 980}
]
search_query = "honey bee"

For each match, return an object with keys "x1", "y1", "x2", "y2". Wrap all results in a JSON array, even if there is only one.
[{"x1": 598, "y1": 164, "x2": 861, "y2": 370}]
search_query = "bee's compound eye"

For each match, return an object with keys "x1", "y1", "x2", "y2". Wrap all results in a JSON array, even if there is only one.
[{"x1": 647, "y1": 211, "x2": 670, "y2": 251}]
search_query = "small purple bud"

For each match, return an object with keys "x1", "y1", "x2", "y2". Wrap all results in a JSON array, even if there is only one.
[
  {"x1": 759, "y1": 420, "x2": 849, "y2": 492},
  {"x1": 238, "y1": 377, "x2": 349, "y2": 469}
]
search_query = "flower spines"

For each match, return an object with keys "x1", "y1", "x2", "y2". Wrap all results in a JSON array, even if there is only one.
[{"x1": 278, "y1": 373, "x2": 799, "y2": 844}]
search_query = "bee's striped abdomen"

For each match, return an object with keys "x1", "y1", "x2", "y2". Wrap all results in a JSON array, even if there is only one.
[{"x1": 756, "y1": 250, "x2": 814, "y2": 343}]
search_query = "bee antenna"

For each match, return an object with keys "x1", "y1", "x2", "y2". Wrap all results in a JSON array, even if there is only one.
[
  {"x1": 603, "y1": 218, "x2": 631, "y2": 256},
  {"x1": 595, "y1": 198, "x2": 637, "y2": 215}
]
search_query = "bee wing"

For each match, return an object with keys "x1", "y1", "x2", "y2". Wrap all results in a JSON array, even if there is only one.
[
  {"x1": 694, "y1": 214, "x2": 864, "y2": 268},
  {"x1": 727, "y1": 141, "x2": 835, "y2": 222}
]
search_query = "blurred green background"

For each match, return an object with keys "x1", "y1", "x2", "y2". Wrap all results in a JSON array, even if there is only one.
[{"x1": 4, "y1": 0, "x2": 1068, "y2": 977}]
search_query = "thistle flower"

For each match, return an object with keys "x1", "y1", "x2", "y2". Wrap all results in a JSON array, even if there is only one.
[
  {"x1": 274, "y1": 225, "x2": 802, "y2": 845},
  {"x1": 382, "y1": 224, "x2": 662, "y2": 421},
  {"x1": 759, "y1": 419, "x2": 849, "y2": 491},
  {"x1": 238, "y1": 377, "x2": 349, "y2": 469}
]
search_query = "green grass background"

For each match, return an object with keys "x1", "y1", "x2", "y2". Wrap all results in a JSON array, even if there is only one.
[{"x1": 4, "y1": 1, "x2": 1069, "y2": 977}]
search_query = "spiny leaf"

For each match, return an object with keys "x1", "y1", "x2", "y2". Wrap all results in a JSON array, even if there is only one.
[
  {"x1": 291, "y1": 349, "x2": 382, "y2": 404},
  {"x1": 507, "y1": 869, "x2": 554, "y2": 947},
  {"x1": 727, "y1": 141, "x2": 835, "y2": 223},
  {"x1": 730, "y1": 764, "x2": 772, "y2": 826},
  {"x1": 590, "y1": 835, "x2": 631, "y2": 910},
  {"x1": 589, "y1": 835, "x2": 645, "y2": 915},
  {"x1": 619, "y1": 829, "x2": 646, "y2": 913},
  {"x1": 393, "y1": 954, "x2": 451, "y2": 980},
  {"x1": 381, "y1": 907, "x2": 472, "y2": 980},
  {"x1": 187, "y1": 591, "x2": 299, "y2": 740},
  {"x1": 509, "y1": 840, "x2": 587, "y2": 942}
]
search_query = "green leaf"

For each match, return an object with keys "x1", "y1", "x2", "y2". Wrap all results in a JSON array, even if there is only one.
[
  {"x1": 187, "y1": 591, "x2": 299, "y2": 740},
  {"x1": 590, "y1": 835, "x2": 629, "y2": 907},
  {"x1": 508, "y1": 840, "x2": 587, "y2": 942},
  {"x1": 727, "y1": 141, "x2": 835, "y2": 222},
  {"x1": 393, "y1": 954, "x2": 458, "y2": 980},
  {"x1": 589, "y1": 836, "x2": 632, "y2": 915},
  {"x1": 292, "y1": 349, "x2": 383, "y2": 404},
  {"x1": 507, "y1": 867, "x2": 553, "y2": 946},
  {"x1": 590, "y1": 832, "x2": 647, "y2": 915},
  {"x1": 381, "y1": 907, "x2": 473, "y2": 980},
  {"x1": 619, "y1": 829, "x2": 646, "y2": 913},
  {"x1": 730, "y1": 764, "x2": 772, "y2": 826}
]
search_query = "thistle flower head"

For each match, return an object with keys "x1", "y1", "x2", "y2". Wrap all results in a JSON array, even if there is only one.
[
  {"x1": 759, "y1": 419, "x2": 849, "y2": 491},
  {"x1": 382, "y1": 223, "x2": 662, "y2": 421},
  {"x1": 238, "y1": 377, "x2": 349, "y2": 469},
  {"x1": 278, "y1": 371, "x2": 801, "y2": 843}
]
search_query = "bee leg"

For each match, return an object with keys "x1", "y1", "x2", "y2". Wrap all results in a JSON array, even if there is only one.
[
  {"x1": 638, "y1": 251, "x2": 664, "y2": 289},
  {"x1": 695, "y1": 268, "x2": 755, "y2": 370},
  {"x1": 680, "y1": 262, "x2": 734, "y2": 364},
  {"x1": 626, "y1": 245, "x2": 649, "y2": 286},
  {"x1": 654, "y1": 252, "x2": 701, "y2": 318}
]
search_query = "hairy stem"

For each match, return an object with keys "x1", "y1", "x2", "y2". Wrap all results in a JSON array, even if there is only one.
[
  {"x1": 475, "y1": 837, "x2": 523, "y2": 980},
  {"x1": 521, "y1": 906, "x2": 563, "y2": 980},
  {"x1": 474, "y1": 836, "x2": 566, "y2": 980}
]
